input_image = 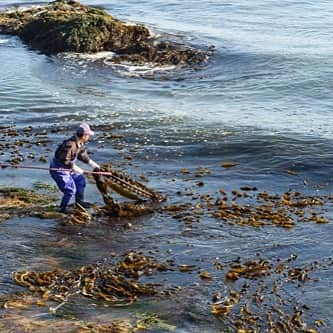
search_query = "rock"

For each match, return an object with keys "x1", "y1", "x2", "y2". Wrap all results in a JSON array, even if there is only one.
[{"x1": 0, "y1": 0, "x2": 212, "y2": 67}]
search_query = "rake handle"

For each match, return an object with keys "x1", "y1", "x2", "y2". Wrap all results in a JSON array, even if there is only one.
[{"x1": 0, "y1": 163, "x2": 112, "y2": 176}]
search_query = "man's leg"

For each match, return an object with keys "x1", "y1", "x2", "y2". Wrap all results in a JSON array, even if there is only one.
[
  {"x1": 72, "y1": 174, "x2": 91, "y2": 208},
  {"x1": 50, "y1": 171, "x2": 76, "y2": 213}
]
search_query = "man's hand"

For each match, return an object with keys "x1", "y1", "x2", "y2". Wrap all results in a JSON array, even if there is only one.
[
  {"x1": 72, "y1": 164, "x2": 85, "y2": 175},
  {"x1": 88, "y1": 159, "x2": 100, "y2": 170}
]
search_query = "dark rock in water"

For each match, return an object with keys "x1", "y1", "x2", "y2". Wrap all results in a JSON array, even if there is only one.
[
  {"x1": 0, "y1": 0, "x2": 212, "y2": 66},
  {"x1": 0, "y1": 0, "x2": 150, "y2": 54},
  {"x1": 113, "y1": 40, "x2": 209, "y2": 66}
]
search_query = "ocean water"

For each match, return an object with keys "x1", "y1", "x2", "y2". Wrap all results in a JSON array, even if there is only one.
[{"x1": 0, "y1": 0, "x2": 333, "y2": 331}]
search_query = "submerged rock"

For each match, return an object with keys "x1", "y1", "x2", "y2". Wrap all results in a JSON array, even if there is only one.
[{"x1": 0, "y1": 0, "x2": 212, "y2": 66}]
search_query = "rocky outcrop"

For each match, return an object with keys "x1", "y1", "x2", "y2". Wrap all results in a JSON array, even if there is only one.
[{"x1": 0, "y1": 0, "x2": 213, "y2": 66}]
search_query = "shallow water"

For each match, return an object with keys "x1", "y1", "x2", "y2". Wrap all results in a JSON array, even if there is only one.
[{"x1": 0, "y1": 0, "x2": 333, "y2": 331}]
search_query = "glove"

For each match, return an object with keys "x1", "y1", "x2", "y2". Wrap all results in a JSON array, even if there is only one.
[
  {"x1": 92, "y1": 166, "x2": 102, "y2": 181},
  {"x1": 72, "y1": 164, "x2": 85, "y2": 175},
  {"x1": 88, "y1": 159, "x2": 100, "y2": 170}
]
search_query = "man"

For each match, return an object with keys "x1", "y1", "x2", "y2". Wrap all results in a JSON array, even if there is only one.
[{"x1": 50, "y1": 123, "x2": 100, "y2": 213}]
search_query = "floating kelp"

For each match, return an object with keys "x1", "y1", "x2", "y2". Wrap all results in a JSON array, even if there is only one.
[
  {"x1": 195, "y1": 166, "x2": 211, "y2": 177},
  {"x1": 164, "y1": 188, "x2": 332, "y2": 229},
  {"x1": 221, "y1": 162, "x2": 238, "y2": 168},
  {"x1": 211, "y1": 289, "x2": 240, "y2": 316},
  {"x1": 210, "y1": 255, "x2": 331, "y2": 332},
  {"x1": 177, "y1": 264, "x2": 197, "y2": 272},
  {"x1": 225, "y1": 259, "x2": 271, "y2": 281},
  {"x1": 116, "y1": 251, "x2": 172, "y2": 278},
  {"x1": 0, "y1": 124, "x2": 54, "y2": 165},
  {"x1": 11, "y1": 251, "x2": 173, "y2": 313}
]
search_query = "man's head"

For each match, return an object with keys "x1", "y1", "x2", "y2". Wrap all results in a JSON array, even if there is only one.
[{"x1": 77, "y1": 123, "x2": 94, "y2": 143}]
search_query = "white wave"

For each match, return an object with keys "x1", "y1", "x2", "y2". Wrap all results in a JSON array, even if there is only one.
[
  {"x1": 60, "y1": 51, "x2": 176, "y2": 77},
  {"x1": 0, "y1": 38, "x2": 9, "y2": 44},
  {"x1": 4, "y1": 5, "x2": 42, "y2": 13},
  {"x1": 61, "y1": 51, "x2": 115, "y2": 61},
  {"x1": 77, "y1": 51, "x2": 116, "y2": 60},
  {"x1": 105, "y1": 61, "x2": 176, "y2": 77}
]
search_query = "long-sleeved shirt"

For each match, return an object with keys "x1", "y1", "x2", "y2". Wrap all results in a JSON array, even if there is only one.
[{"x1": 53, "y1": 135, "x2": 90, "y2": 168}]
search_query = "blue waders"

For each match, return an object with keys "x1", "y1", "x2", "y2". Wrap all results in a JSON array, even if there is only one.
[{"x1": 50, "y1": 158, "x2": 86, "y2": 211}]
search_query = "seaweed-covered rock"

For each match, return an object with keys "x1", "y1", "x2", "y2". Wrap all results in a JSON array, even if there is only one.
[{"x1": 0, "y1": 0, "x2": 212, "y2": 66}]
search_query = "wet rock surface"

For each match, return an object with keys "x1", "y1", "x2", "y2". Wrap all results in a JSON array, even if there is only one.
[{"x1": 0, "y1": 0, "x2": 212, "y2": 66}]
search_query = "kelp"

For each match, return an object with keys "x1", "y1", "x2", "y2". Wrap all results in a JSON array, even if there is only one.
[
  {"x1": 12, "y1": 251, "x2": 173, "y2": 313},
  {"x1": 4, "y1": 248, "x2": 331, "y2": 332},
  {"x1": 93, "y1": 163, "x2": 165, "y2": 218},
  {"x1": 164, "y1": 188, "x2": 332, "y2": 229},
  {"x1": 94, "y1": 163, "x2": 165, "y2": 202},
  {"x1": 210, "y1": 255, "x2": 331, "y2": 332}
]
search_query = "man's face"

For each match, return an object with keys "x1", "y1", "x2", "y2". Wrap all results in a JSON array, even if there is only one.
[{"x1": 82, "y1": 133, "x2": 90, "y2": 143}]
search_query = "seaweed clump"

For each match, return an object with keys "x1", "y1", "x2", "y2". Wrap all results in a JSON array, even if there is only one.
[
  {"x1": 12, "y1": 251, "x2": 172, "y2": 311},
  {"x1": 164, "y1": 188, "x2": 331, "y2": 229},
  {"x1": 210, "y1": 255, "x2": 329, "y2": 332},
  {"x1": 93, "y1": 163, "x2": 165, "y2": 218}
]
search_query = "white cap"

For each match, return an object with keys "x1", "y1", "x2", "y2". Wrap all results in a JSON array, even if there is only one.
[{"x1": 77, "y1": 123, "x2": 95, "y2": 136}]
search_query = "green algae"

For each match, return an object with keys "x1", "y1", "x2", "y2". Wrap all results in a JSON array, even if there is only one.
[
  {"x1": 0, "y1": 186, "x2": 59, "y2": 222},
  {"x1": 0, "y1": 187, "x2": 55, "y2": 206},
  {"x1": 135, "y1": 312, "x2": 176, "y2": 331},
  {"x1": 33, "y1": 181, "x2": 58, "y2": 193}
]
